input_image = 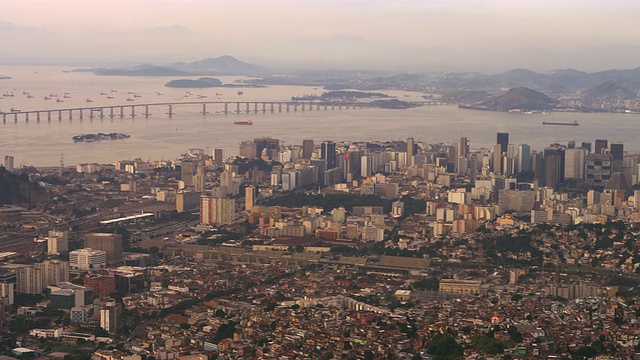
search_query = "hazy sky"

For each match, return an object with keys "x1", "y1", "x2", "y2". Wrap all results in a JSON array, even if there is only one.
[{"x1": 2, "y1": 0, "x2": 640, "y2": 72}]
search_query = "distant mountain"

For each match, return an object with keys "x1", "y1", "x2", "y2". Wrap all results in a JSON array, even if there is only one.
[
  {"x1": 172, "y1": 55, "x2": 264, "y2": 75},
  {"x1": 583, "y1": 80, "x2": 636, "y2": 101},
  {"x1": 72, "y1": 55, "x2": 263, "y2": 77},
  {"x1": 467, "y1": 87, "x2": 556, "y2": 111},
  {"x1": 94, "y1": 66, "x2": 194, "y2": 76}
]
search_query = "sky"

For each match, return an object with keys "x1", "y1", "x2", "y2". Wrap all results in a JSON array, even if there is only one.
[{"x1": 2, "y1": 0, "x2": 640, "y2": 72}]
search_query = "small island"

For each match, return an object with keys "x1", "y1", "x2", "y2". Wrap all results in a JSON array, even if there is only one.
[
  {"x1": 72, "y1": 133, "x2": 131, "y2": 143},
  {"x1": 165, "y1": 77, "x2": 266, "y2": 89},
  {"x1": 0, "y1": 75, "x2": 11, "y2": 80}
]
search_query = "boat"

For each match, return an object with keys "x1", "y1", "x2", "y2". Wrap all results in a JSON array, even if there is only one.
[
  {"x1": 133, "y1": 94, "x2": 141, "y2": 98},
  {"x1": 56, "y1": 99, "x2": 64, "y2": 103},
  {"x1": 86, "y1": 98, "x2": 94, "y2": 103},
  {"x1": 27, "y1": 95, "x2": 34, "y2": 98},
  {"x1": 234, "y1": 120, "x2": 253, "y2": 125},
  {"x1": 10, "y1": 108, "x2": 20, "y2": 112},
  {"x1": 3, "y1": 92, "x2": 14, "y2": 97},
  {"x1": 44, "y1": 96, "x2": 51, "y2": 100},
  {"x1": 107, "y1": 96, "x2": 114, "y2": 99},
  {"x1": 237, "y1": 91, "x2": 244, "y2": 95},
  {"x1": 126, "y1": 98, "x2": 134, "y2": 101},
  {"x1": 542, "y1": 120, "x2": 579, "y2": 126},
  {"x1": 111, "y1": 89, "x2": 117, "y2": 92}
]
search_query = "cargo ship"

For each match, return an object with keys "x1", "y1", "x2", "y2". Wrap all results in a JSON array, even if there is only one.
[
  {"x1": 542, "y1": 120, "x2": 579, "y2": 126},
  {"x1": 234, "y1": 120, "x2": 253, "y2": 125}
]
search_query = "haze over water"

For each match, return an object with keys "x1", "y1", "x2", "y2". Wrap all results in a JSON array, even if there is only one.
[{"x1": 1, "y1": 66, "x2": 639, "y2": 167}]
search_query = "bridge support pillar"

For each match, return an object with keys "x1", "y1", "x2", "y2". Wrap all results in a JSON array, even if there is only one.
[
  {"x1": 14, "y1": 113, "x2": 18, "y2": 123},
  {"x1": 301, "y1": 103, "x2": 305, "y2": 111},
  {"x1": 100, "y1": 108, "x2": 104, "y2": 118},
  {"x1": 286, "y1": 104, "x2": 290, "y2": 112},
  {"x1": 69, "y1": 109, "x2": 73, "y2": 120},
  {"x1": 2, "y1": 114, "x2": 5, "y2": 123},
  {"x1": 144, "y1": 105, "x2": 150, "y2": 117},
  {"x1": 25, "y1": 113, "x2": 29, "y2": 122},
  {"x1": 131, "y1": 106, "x2": 136, "y2": 117},
  {"x1": 224, "y1": 103, "x2": 228, "y2": 114},
  {"x1": 270, "y1": 103, "x2": 274, "y2": 113},
  {"x1": 36, "y1": 112, "x2": 40, "y2": 122},
  {"x1": 245, "y1": 103, "x2": 250, "y2": 114},
  {"x1": 58, "y1": 111, "x2": 62, "y2": 121},
  {"x1": 254, "y1": 102, "x2": 258, "y2": 113},
  {"x1": 236, "y1": 102, "x2": 240, "y2": 113},
  {"x1": 168, "y1": 105, "x2": 173, "y2": 117},
  {"x1": 47, "y1": 111, "x2": 51, "y2": 122},
  {"x1": 278, "y1": 103, "x2": 282, "y2": 112},
  {"x1": 110, "y1": 107, "x2": 114, "y2": 118},
  {"x1": 201, "y1": 103, "x2": 207, "y2": 115},
  {"x1": 262, "y1": 102, "x2": 266, "y2": 113},
  {"x1": 119, "y1": 107, "x2": 124, "y2": 118},
  {"x1": 89, "y1": 109, "x2": 94, "y2": 119},
  {"x1": 79, "y1": 109, "x2": 83, "y2": 120}
]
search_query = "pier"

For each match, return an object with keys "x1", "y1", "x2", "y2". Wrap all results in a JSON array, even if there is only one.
[{"x1": 1, "y1": 100, "x2": 447, "y2": 123}]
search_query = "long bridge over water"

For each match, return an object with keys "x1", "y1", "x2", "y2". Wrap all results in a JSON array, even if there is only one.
[{"x1": 1, "y1": 100, "x2": 449, "y2": 123}]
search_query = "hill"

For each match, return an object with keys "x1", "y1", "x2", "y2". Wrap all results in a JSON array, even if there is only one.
[
  {"x1": 583, "y1": 80, "x2": 637, "y2": 101},
  {"x1": 466, "y1": 87, "x2": 556, "y2": 111},
  {"x1": 95, "y1": 66, "x2": 193, "y2": 76},
  {"x1": 0, "y1": 167, "x2": 50, "y2": 205}
]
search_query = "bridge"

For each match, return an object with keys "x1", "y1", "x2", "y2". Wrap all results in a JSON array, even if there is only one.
[{"x1": 0, "y1": 100, "x2": 449, "y2": 123}]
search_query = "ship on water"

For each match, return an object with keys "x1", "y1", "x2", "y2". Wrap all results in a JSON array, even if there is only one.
[
  {"x1": 72, "y1": 133, "x2": 131, "y2": 142},
  {"x1": 234, "y1": 120, "x2": 253, "y2": 125},
  {"x1": 542, "y1": 120, "x2": 579, "y2": 126}
]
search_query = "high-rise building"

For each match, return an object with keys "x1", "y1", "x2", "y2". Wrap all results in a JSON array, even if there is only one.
[
  {"x1": 100, "y1": 300, "x2": 122, "y2": 334},
  {"x1": 585, "y1": 153, "x2": 612, "y2": 188},
  {"x1": 543, "y1": 147, "x2": 565, "y2": 188},
  {"x1": 0, "y1": 282, "x2": 14, "y2": 306},
  {"x1": 16, "y1": 266, "x2": 44, "y2": 294},
  {"x1": 69, "y1": 248, "x2": 107, "y2": 270},
  {"x1": 564, "y1": 148, "x2": 586, "y2": 180},
  {"x1": 84, "y1": 233, "x2": 123, "y2": 265},
  {"x1": 181, "y1": 160, "x2": 195, "y2": 188},
  {"x1": 497, "y1": 133, "x2": 509, "y2": 154},
  {"x1": 321, "y1": 141, "x2": 337, "y2": 169},
  {"x1": 46, "y1": 230, "x2": 69, "y2": 255},
  {"x1": 610, "y1": 142, "x2": 624, "y2": 173},
  {"x1": 458, "y1": 137, "x2": 469, "y2": 158},
  {"x1": 239, "y1": 140, "x2": 257, "y2": 159},
  {"x1": 254, "y1": 137, "x2": 280, "y2": 160},
  {"x1": 581, "y1": 142, "x2": 592, "y2": 153},
  {"x1": 3, "y1": 156, "x2": 14, "y2": 171},
  {"x1": 35, "y1": 260, "x2": 69, "y2": 286},
  {"x1": 200, "y1": 196, "x2": 236, "y2": 225},
  {"x1": 595, "y1": 139, "x2": 608, "y2": 154},
  {"x1": 406, "y1": 137, "x2": 415, "y2": 166},
  {"x1": 491, "y1": 144, "x2": 503, "y2": 174},
  {"x1": 194, "y1": 166, "x2": 205, "y2": 193},
  {"x1": 212, "y1": 148, "x2": 224, "y2": 165},
  {"x1": 245, "y1": 186, "x2": 255, "y2": 211},
  {"x1": 302, "y1": 139, "x2": 314, "y2": 159},
  {"x1": 517, "y1": 144, "x2": 532, "y2": 173}
]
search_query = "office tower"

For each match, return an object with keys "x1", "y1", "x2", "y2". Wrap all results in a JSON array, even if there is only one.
[
  {"x1": 69, "y1": 248, "x2": 107, "y2": 270},
  {"x1": 406, "y1": 137, "x2": 415, "y2": 166},
  {"x1": 16, "y1": 266, "x2": 44, "y2": 294},
  {"x1": 517, "y1": 144, "x2": 532, "y2": 173},
  {"x1": 610, "y1": 142, "x2": 623, "y2": 173},
  {"x1": 35, "y1": 260, "x2": 69, "y2": 286},
  {"x1": 468, "y1": 152, "x2": 478, "y2": 185},
  {"x1": 181, "y1": 160, "x2": 195, "y2": 187},
  {"x1": 497, "y1": 133, "x2": 509, "y2": 154},
  {"x1": 564, "y1": 148, "x2": 586, "y2": 179},
  {"x1": 200, "y1": 196, "x2": 236, "y2": 225},
  {"x1": 458, "y1": 137, "x2": 469, "y2": 158},
  {"x1": 321, "y1": 141, "x2": 337, "y2": 169},
  {"x1": 3, "y1": 156, "x2": 13, "y2": 171},
  {"x1": 100, "y1": 300, "x2": 123, "y2": 334},
  {"x1": 491, "y1": 144, "x2": 502, "y2": 174},
  {"x1": 84, "y1": 233, "x2": 123, "y2": 265},
  {"x1": 585, "y1": 153, "x2": 612, "y2": 188},
  {"x1": 245, "y1": 186, "x2": 255, "y2": 211},
  {"x1": 302, "y1": 139, "x2": 314, "y2": 159},
  {"x1": 567, "y1": 140, "x2": 576, "y2": 149},
  {"x1": 595, "y1": 139, "x2": 608, "y2": 154},
  {"x1": 212, "y1": 148, "x2": 223, "y2": 165},
  {"x1": 581, "y1": 142, "x2": 592, "y2": 153},
  {"x1": 47, "y1": 230, "x2": 68, "y2": 255},
  {"x1": 239, "y1": 140, "x2": 257, "y2": 159},
  {"x1": 360, "y1": 155, "x2": 373, "y2": 177},
  {"x1": 194, "y1": 166, "x2": 205, "y2": 193},
  {"x1": 543, "y1": 147, "x2": 565, "y2": 188},
  {"x1": 254, "y1": 137, "x2": 280, "y2": 160}
]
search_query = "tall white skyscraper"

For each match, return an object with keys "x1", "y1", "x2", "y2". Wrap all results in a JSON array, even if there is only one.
[
  {"x1": 47, "y1": 230, "x2": 69, "y2": 255},
  {"x1": 564, "y1": 148, "x2": 586, "y2": 180}
]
